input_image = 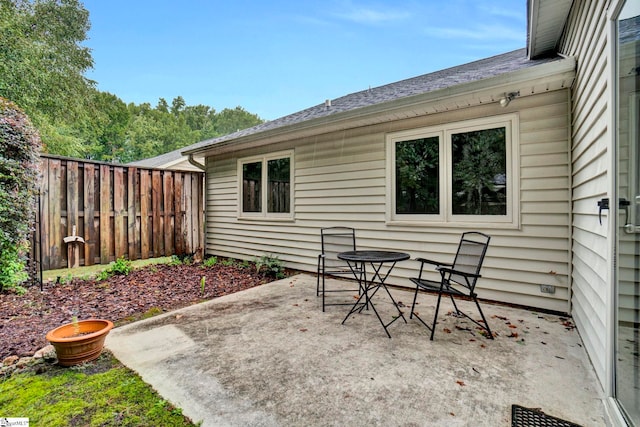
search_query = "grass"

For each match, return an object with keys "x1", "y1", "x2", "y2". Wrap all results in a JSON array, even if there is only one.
[
  {"x1": 2, "y1": 256, "x2": 193, "y2": 425},
  {"x1": 42, "y1": 257, "x2": 173, "y2": 283},
  {"x1": 0, "y1": 351, "x2": 198, "y2": 426}
]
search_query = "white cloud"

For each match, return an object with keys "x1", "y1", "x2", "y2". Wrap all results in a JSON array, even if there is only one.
[
  {"x1": 425, "y1": 24, "x2": 524, "y2": 42},
  {"x1": 330, "y1": 1, "x2": 412, "y2": 25}
]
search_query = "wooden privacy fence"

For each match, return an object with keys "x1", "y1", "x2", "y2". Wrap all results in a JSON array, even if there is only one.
[{"x1": 34, "y1": 155, "x2": 204, "y2": 271}]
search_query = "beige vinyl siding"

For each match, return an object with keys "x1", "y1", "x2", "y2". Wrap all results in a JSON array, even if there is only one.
[
  {"x1": 204, "y1": 89, "x2": 572, "y2": 313},
  {"x1": 558, "y1": 0, "x2": 610, "y2": 386}
]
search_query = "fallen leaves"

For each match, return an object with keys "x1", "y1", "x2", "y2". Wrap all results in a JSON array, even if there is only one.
[{"x1": 456, "y1": 380, "x2": 466, "y2": 386}]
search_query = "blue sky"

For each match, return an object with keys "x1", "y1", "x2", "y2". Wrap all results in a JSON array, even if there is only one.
[{"x1": 83, "y1": 1, "x2": 527, "y2": 121}]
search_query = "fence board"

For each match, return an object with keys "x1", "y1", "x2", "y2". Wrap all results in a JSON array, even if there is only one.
[
  {"x1": 163, "y1": 173, "x2": 174, "y2": 255},
  {"x1": 99, "y1": 165, "x2": 111, "y2": 264},
  {"x1": 127, "y1": 167, "x2": 138, "y2": 259},
  {"x1": 140, "y1": 170, "x2": 150, "y2": 259},
  {"x1": 32, "y1": 155, "x2": 204, "y2": 270},
  {"x1": 49, "y1": 160, "x2": 62, "y2": 268},
  {"x1": 83, "y1": 165, "x2": 94, "y2": 265},
  {"x1": 152, "y1": 170, "x2": 162, "y2": 257},
  {"x1": 39, "y1": 161, "x2": 50, "y2": 270},
  {"x1": 113, "y1": 168, "x2": 126, "y2": 258},
  {"x1": 66, "y1": 162, "x2": 79, "y2": 237},
  {"x1": 174, "y1": 172, "x2": 184, "y2": 254}
]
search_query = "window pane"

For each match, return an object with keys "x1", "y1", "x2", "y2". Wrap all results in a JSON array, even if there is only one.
[
  {"x1": 451, "y1": 127, "x2": 506, "y2": 215},
  {"x1": 242, "y1": 161, "x2": 262, "y2": 212},
  {"x1": 267, "y1": 157, "x2": 290, "y2": 213},
  {"x1": 395, "y1": 137, "x2": 439, "y2": 214}
]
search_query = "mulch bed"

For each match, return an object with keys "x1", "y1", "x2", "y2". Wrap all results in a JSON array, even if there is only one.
[{"x1": 0, "y1": 262, "x2": 291, "y2": 360}]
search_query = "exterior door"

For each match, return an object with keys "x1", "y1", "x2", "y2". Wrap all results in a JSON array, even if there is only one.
[{"x1": 615, "y1": 2, "x2": 640, "y2": 425}]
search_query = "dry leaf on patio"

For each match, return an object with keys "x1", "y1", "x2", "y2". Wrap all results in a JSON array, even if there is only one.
[
  {"x1": 456, "y1": 380, "x2": 466, "y2": 386},
  {"x1": 508, "y1": 324, "x2": 518, "y2": 329},
  {"x1": 299, "y1": 328, "x2": 308, "y2": 332},
  {"x1": 443, "y1": 328, "x2": 452, "y2": 334},
  {"x1": 508, "y1": 332, "x2": 519, "y2": 338},
  {"x1": 493, "y1": 315, "x2": 508, "y2": 320}
]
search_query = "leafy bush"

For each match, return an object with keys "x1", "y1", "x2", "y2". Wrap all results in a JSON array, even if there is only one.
[
  {"x1": 168, "y1": 255, "x2": 183, "y2": 266},
  {"x1": 220, "y1": 258, "x2": 236, "y2": 267},
  {"x1": 96, "y1": 257, "x2": 133, "y2": 281},
  {"x1": 253, "y1": 254, "x2": 285, "y2": 279},
  {"x1": 202, "y1": 256, "x2": 217, "y2": 267},
  {"x1": 0, "y1": 97, "x2": 41, "y2": 293},
  {"x1": 168, "y1": 254, "x2": 193, "y2": 266}
]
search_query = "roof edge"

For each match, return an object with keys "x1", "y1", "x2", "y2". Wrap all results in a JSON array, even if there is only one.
[{"x1": 185, "y1": 56, "x2": 576, "y2": 158}]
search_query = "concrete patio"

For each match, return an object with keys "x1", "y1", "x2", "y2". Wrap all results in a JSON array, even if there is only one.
[{"x1": 105, "y1": 274, "x2": 606, "y2": 426}]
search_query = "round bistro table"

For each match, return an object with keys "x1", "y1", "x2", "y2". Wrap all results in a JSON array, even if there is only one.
[{"x1": 338, "y1": 250, "x2": 410, "y2": 338}]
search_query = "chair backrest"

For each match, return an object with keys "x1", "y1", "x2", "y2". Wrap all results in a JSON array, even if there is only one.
[
  {"x1": 449, "y1": 232, "x2": 491, "y2": 291},
  {"x1": 320, "y1": 227, "x2": 357, "y2": 272}
]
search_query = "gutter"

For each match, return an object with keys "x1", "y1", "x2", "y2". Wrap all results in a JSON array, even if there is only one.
[{"x1": 187, "y1": 154, "x2": 205, "y2": 171}]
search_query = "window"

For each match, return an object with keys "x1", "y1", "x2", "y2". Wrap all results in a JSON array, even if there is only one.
[
  {"x1": 387, "y1": 115, "x2": 518, "y2": 226},
  {"x1": 239, "y1": 151, "x2": 293, "y2": 219}
]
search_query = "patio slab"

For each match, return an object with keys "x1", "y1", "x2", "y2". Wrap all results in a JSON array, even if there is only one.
[{"x1": 105, "y1": 274, "x2": 606, "y2": 426}]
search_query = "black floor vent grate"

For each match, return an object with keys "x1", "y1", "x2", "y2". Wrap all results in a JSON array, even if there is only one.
[{"x1": 511, "y1": 405, "x2": 582, "y2": 427}]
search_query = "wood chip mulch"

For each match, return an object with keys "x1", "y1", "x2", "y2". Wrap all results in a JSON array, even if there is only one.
[{"x1": 1, "y1": 262, "x2": 289, "y2": 360}]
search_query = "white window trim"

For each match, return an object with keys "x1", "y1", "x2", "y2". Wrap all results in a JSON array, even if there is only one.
[
  {"x1": 386, "y1": 114, "x2": 520, "y2": 228},
  {"x1": 237, "y1": 150, "x2": 294, "y2": 220}
]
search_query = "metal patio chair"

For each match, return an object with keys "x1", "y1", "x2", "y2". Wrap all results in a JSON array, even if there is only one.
[
  {"x1": 409, "y1": 231, "x2": 493, "y2": 340},
  {"x1": 316, "y1": 227, "x2": 364, "y2": 312}
]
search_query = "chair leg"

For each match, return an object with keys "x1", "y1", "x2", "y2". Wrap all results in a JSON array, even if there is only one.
[
  {"x1": 449, "y1": 294, "x2": 461, "y2": 315},
  {"x1": 316, "y1": 257, "x2": 321, "y2": 297},
  {"x1": 410, "y1": 284, "x2": 420, "y2": 319},
  {"x1": 321, "y1": 273, "x2": 326, "y2": 312},
  {"x1": 474, "y1": 297, "x2": 494, "y2": 339},
  {"x1": 430, "y1": 290, "x2": 444, "y2": 341}
]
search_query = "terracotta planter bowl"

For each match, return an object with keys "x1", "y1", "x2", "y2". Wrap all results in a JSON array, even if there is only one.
[{"x1": 46, "y1": 319, "x2": 114, "y2": 367}]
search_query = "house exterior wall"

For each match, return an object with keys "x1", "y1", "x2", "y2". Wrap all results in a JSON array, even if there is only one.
[
  {"x1": 205, "y1": 89, "x2": 572, "y2": 313},
  {"x1": 558, "y1": 0, "x2": 612, "y2": 388}
]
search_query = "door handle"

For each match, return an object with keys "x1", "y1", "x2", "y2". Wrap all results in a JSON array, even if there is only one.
[
  {"x1": 597, "y1": 198, "x2": 609, "y2": 225},
  {"x1": 597, "y1": 198, "x2": 633, "y2": 227}
]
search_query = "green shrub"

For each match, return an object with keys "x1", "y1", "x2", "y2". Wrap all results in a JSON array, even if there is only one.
[
  {"x1": 220, "y1": 258, "x2": 236, "y2": 267},
  {"x1": 168, "y1": 255, "x2": 183, "y2": 266},
  {"x1": 0, "y1": 97, "x2": 42, "y2": 293},
  {"x1": 202, "y1": 256, "x2": 217, "y2": 267},
  {"x1": 96, "y1": 256, "x2": 133, "y2": 281},
  {"x1": 253, "y1": 254, "x2": 285, "y2": 279}
]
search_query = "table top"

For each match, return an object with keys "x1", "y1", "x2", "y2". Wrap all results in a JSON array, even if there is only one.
[{"x1": 338, "y1": 250, "x2": 410, "y2": 263}]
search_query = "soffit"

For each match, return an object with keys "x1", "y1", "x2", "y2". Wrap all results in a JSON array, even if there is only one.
[{"x1": 527, "y1": 0, "x2": 573, "y2": 59}]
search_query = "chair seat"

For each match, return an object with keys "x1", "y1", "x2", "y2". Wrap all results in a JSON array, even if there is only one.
[{"x1": 410, "y1": 277, "x2": 473, "y2": 298}]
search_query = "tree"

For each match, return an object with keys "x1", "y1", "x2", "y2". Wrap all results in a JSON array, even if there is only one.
[
  {"x1": 452, "y1": 128, "x2": 506, "y2": 215},
  {"x1": 214, "y1": 106, "x2": 262, "y2": 136},
  {"x1": 0, "y1": 0, "x2": 94, "y2": 156},
  {"x1": 82, "y1": 90, "x2": 131, "y2": 161},
  {"x1": 0, "y1": 97, "x2": 41, "y2": 293},
  {"x1": 395, "y1": 137, "x2": 439, "y2": 214}
]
